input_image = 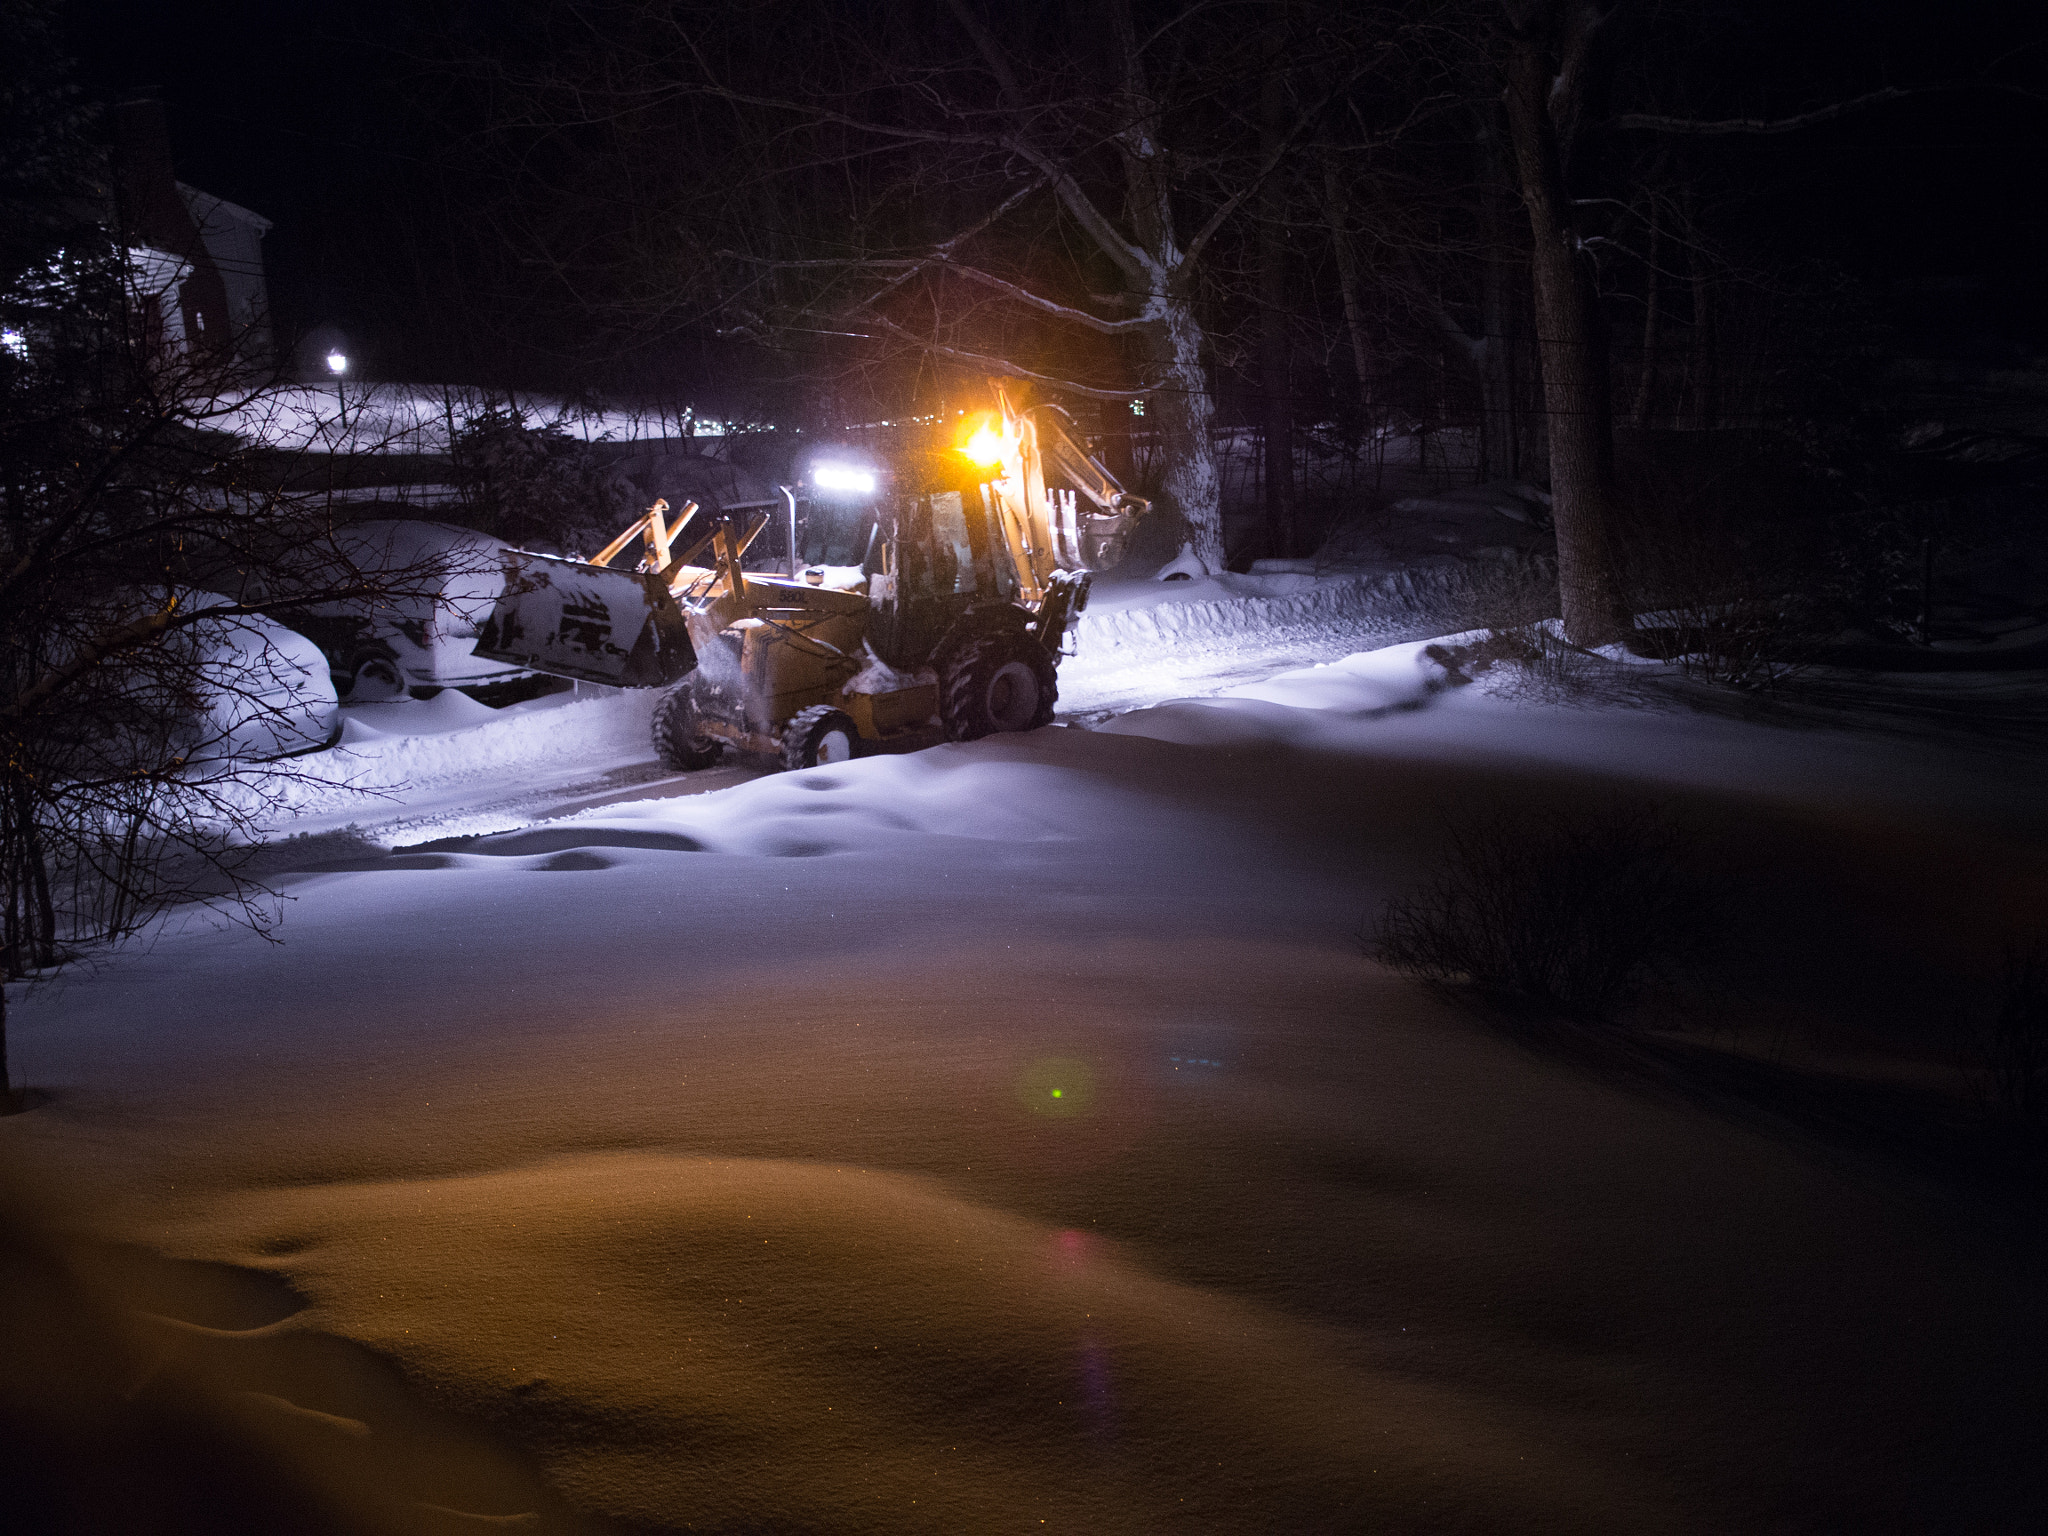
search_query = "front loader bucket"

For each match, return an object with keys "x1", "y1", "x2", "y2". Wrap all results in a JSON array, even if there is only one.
[{"x1": 474, "y1": 552, "x2": 697, "y2": 688}]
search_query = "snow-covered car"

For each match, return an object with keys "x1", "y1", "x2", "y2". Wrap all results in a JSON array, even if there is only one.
[
  {"x1": 179, "y1": 595, "x2": 341, "y2": 762},
  {"x1": 290, "y1": 520, "x2": 549, "y2": 704}
]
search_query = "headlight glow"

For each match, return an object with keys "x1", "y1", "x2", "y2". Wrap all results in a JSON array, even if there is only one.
[
  {"x1": 812, "y1": 462, "x2": 877, "y2": 496},
  {"x1": 961, "y1": 420, "x2": 1006, "y2": 468}
]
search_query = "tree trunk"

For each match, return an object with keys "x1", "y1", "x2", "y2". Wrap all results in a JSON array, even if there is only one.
[
  {"x1": 1632, "y1": 209, "x2": 1662, "y2": 427},
  {"x1": 1320, "y1": 155, "x2": 1374, "y2": 430},
  {"x1": 1107, "y1": 0, "x2": 1226, "y2": 573},
  {"x1": 1502, "y1": 21, "x2": 1630, "y2": 644},
  {"x1": 14, "y1": 782, "x2": 53, "y2": 969},
  {"x1": 1476, "y1": 116, "x2": 1521, "y2": 482},
  {"x1": 1, "y1": 966, "x2": 13, "y2": 1111},
  {"x1": 1145, "y1": 296, "x2": 1226, "y2": 571},
  {"x1": 1098, "y1": 399, "x2": 1136, "y2": 487},
  {"x1": 1258, "y1": 42, "x2": 1294, "y2": 556},
  {"x1": 1477, "y1": 260, "x2": 1519, "y2": 483},
  {"x1": 1687, "y1": 229, "x2": 1718, "y2": 431}
]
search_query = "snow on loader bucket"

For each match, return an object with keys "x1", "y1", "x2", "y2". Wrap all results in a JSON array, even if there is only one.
[
  {"x1": 474, "y1": 552, "x2": 696, "y2": 688},
  {"x1": 475, "y1": 496, "x2": 771, "y2": 690}
]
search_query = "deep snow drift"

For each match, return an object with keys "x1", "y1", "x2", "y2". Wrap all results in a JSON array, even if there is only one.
[{"x1": 6, "y1": 569, "x2": 2048, "y2": 1534}]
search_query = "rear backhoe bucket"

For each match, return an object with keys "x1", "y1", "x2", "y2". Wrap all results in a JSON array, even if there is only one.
[{"x1": 474, "y1": 552, "x2": 697, "y2": 688}]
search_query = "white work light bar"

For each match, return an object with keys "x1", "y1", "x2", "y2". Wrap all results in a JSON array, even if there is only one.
[{"x1": 811, "y1": 462, "x2": 877, "y2": 496}]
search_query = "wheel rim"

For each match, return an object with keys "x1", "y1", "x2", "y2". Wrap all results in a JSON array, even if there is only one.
[
  {"x1": 352, "y1": 659, "x2": 406, "y2": 701},
  {"x1": 984, "y1": 661, "x2": 1039, "y2": 731},
  {"x1": 817, "y1": 727, "x2": 854, "y2": 764}
]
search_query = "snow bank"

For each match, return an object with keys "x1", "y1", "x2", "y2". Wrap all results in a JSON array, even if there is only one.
[
  {"x1": 1167, "y1": 641, "x2": 1452, "y2": 715},
  {"x1": 219, "y1": 687, "x2": 659, "y2": 838},
  {"x1": 1056, "y1": 568, "x2": 1461, "y2": 721},
  {"x1": 332, "y1": 690, "x2": 653, "y2": 793},
  {"x1": 1078, "y1": 566, "x2": 1454, "y2": 647}
]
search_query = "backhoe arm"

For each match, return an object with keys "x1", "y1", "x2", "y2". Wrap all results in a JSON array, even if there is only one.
[{"x1": 986, "y1": 379, "x2": 1151, "y2": 604}]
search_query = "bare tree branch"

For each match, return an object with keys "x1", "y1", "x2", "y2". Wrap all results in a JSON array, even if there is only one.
[
  {"x1": 937, "y1": 0, "x2": 1029, "y2": 109},
  {"x1": 1614, "y1": 80, "x2": 2043, "y2": 136},
  {"x1": 939, "y1": 264, "x2": 1153, "y2": 334},
  {"x1": 1181, "y1": 77, "x2": 1441, "y2": 275},
  {"x1": 856, "y1": 312, "x2": 1152, "y2": 400},
  {"x1": 932, "y1": 0, "x2": 1155, "y2": 281}
]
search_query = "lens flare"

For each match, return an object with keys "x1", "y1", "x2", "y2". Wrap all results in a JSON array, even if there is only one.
[{"x1": 1016, "y1": 1056, "x2": 1095, "y2": 1118}]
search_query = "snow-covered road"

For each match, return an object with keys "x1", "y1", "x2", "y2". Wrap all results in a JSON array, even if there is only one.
[{"x1": 249, "y1": 567, "x2": 1456, "y2": 847}]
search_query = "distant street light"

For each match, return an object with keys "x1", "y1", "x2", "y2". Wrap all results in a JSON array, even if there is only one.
[{"x1": 325, "y1": 349, "x2": 348, "y2": 433}]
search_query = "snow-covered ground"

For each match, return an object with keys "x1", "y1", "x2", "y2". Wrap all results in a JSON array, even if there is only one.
[{"x1": 7, "y1": 564, "x2": 2048, "y2": 1533}]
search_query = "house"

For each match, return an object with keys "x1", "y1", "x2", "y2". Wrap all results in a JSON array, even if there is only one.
[{"x1": 111, "y1": 96, "x2": 273, "y2": 370}]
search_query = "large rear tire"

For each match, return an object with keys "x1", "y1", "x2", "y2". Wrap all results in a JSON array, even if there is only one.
[
  {"x1": 651, "y1": 681, "x2": 723, "y2": 770},
  {"x1": 781, "y1": 706, "x2": 860, "y2": 771},
  {"x1": 939, "y1": 632, "x2": 1057, "y2": 742}
]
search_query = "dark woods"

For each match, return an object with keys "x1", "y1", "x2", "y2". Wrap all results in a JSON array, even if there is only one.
[{"x1": 395, "y1": 0, "x2": 2039, "y2": 629}]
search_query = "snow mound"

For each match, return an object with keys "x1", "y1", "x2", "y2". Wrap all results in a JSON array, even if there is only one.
[
  {"x1": 1097, "y1": 640, "x2": 1454, "y2": 747},
  {"x1": 159, "y1": 1151, "x2": 1622, "y2": 1535},
  {"x1": 1076, "y1": 568, "x2": 1455, "y2": 654},
  {"x1": 1205, "y1": 642, "x2": 1455, "y2": 713},
  {"x1": 496, "y1": 751, "x2": 1097, "y2": 860},
  {"x1": 231, "y1": 688, "x2": 659, "y2": 834}
]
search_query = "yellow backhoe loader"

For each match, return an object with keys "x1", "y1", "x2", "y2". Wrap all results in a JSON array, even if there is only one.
[{"x1": 473, "y1": 382, "x2": 1150, "y2": 771}]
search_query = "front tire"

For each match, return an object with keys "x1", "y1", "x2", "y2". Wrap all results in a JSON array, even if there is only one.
[
  {"x1": 939, "y1": 632, "x2": 1057, "y2": 741},
  {"x1": 781, "y1": 706, "x2": 860, "y2": 771},
  {"x1": 652, "y1": 681, "x2": 723, "y2": 770},
  {"x1": 346, "y1": 654, "x2": 407, "y2": 702}
]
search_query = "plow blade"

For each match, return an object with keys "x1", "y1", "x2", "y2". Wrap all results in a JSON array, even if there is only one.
[{"x1": 474, "y1": 553, "x2": 697, "y2": 688}]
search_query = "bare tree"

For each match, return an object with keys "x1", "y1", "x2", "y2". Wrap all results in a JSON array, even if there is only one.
[
  {"x1": 1480, "y1": 1, "x2": 2037, "y2": 643},
  {"x1": 0, "y1": 337, "x2": 469, "y2": 1105}
]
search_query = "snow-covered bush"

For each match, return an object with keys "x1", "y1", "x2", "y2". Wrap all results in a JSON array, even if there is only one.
[
  {"x1": 449, "y1": 406, "x2": 629, "y2": 554},
  {"x1": 1368, "y1": 811, "x2": 1715, "y2": 1023},
  {"x1": 1420, "y1": 558, "x2": 1600, "y2": 699}
]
